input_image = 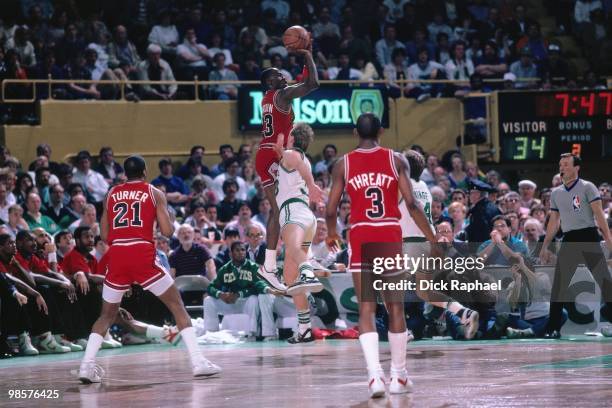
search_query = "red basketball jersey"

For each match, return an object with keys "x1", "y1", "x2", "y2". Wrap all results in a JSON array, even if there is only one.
[
  {"x1": 344, "y1": 146, "x2": 401, "y2": 227},
  {"x1": 106, "y1": 181, "x2": 157, "y2": 245},
  {"x1": 260, "y1": 89, "x2": 294, "y2": 147}
]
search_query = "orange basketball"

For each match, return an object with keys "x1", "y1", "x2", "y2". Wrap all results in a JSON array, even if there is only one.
[{"x1": 283, "y1": 25, "x2": 309, "y2": 50}]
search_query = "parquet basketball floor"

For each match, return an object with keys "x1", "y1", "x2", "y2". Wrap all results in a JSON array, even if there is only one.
[{"x1": 1, "y1": 336, "x2": 611, "y2": 407}]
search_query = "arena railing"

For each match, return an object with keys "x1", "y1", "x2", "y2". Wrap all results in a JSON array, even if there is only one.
[{"x1": 0, "y1": 77, "x2": 544, "y2": 103}]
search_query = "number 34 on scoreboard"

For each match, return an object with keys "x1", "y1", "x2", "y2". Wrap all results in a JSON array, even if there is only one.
[{"x1": 512, "y1": 136, "x2": 546, "y2": 160}]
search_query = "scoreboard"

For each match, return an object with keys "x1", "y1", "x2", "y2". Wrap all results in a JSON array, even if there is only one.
[{"x1": 496, "y1": 90, "x2": 612, "y2": 162}]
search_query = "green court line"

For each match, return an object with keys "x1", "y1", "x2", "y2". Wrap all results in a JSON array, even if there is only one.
[{"x1": 523, "y1": 354, "x2": 612, "y2": 370}]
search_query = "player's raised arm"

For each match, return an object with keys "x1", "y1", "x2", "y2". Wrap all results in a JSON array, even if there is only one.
[
  {"x1": 277, "y1": 46, "x2": 319, "y2": 105},
  {"x1": 153, "y1": 187, "x2": 175, "y2": 238},
  {"x1": 394, "y1": 152, "x2": 436, "y2": 245},
  {"x1": 325, "y1": 157, "x2": 345, "y2": 247}
]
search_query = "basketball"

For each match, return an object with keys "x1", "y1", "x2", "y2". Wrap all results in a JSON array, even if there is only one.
[{"x1": 283, "y1": 25, "x2": 309, "y2": 50}]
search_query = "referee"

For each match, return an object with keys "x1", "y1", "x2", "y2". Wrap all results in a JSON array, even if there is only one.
[{"x1": 540, "y1": 153, "x2": 612, "y2": 338}]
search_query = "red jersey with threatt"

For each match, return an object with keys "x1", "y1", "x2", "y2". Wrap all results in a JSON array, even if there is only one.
[
  {"x1": 106, "y1": 181, "x2": 157, "y2": 244},
  {"x1": 344, "y1": 146, "x2": 401, "y2": 227},
  {"x1": 260, "y1": 89, "x2": 294, "y2": 147}
]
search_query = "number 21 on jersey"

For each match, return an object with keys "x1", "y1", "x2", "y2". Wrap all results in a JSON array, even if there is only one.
[{"x1": 113, "y1": 201, "x2": 142, "y2": 228}]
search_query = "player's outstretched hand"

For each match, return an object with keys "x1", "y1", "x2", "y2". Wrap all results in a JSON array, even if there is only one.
[
  {"x1": 308, "y1": 183, "x2": 324, "y2": 204},
  {"x1": 325, "y1": 233, "x2": 342, "y2": 252}
]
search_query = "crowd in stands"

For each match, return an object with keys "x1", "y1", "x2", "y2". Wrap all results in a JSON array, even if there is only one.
[
  {"x1": 0, "y1": 138, "x2": 610, "y2": 357},
  {"x1": 1, "y1": 1, "x2": 612, "y2": 121}
]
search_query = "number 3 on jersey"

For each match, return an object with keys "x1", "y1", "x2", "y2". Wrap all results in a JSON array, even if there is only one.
[
  {"x1": 263, "y1": 113, "x2": 274, "y2": 137},
  {"x1": 365, "y1": 187, "x2": 385, "y2": 219},
  {"x1": 113, "y1": 201, "x2": 142, "y2": 228}
]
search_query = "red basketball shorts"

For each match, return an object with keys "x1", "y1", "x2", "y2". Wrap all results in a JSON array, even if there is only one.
[
  {"x1": 255, "y1": 146, "x2": 280, "y2": 188},
  {"x1": 103, "y1": 241, "x2": 172, "y2": 302},
  {"x1": 348, "y1": 223, "x2": 402, "y2": 272}
]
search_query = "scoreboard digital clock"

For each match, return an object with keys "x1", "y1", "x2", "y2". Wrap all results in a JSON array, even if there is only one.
[{"x1": 496, "y1": 90, "x2": 612, "y2": 162}]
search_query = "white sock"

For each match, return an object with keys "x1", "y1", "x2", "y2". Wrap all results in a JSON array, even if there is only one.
[
  {"x1": 359, "y1": 332, "x2": 382, "y2": 374},
  {"x1": 145, "y1": 325, "x2": 165, "y2": 339},
  {"x1": 446, "y1": 301, "x2": 463, "y2": 315},
  {"x1": 388, "y1": 331, "x2": 408, "y2": 373},
  {"x1": 82, "y1": 333, "x2": 103, "y2": 364},
  {"x1": 297, "y1": 309, "x2": 311, "y2": 334},
  {"x1": 180, "y1": 327, "x2": 203, "y2": 366},
  {"x1": 264, "y1": 249, "x2": 277, "y2": 271}
]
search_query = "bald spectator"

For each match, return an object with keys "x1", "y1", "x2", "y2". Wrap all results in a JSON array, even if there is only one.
[
  {"x1": 169, "y1": 224, "x2": 216, "y2": 279},
  {"x1": 59, "y1": 193, "x2": 86, "y2": 229},
  {"x1": 23, "y1": 192, "x2": 60, "y2": 235},
  {"x1": 137, "y1": 44, "x2": 177, "y2": 100}
]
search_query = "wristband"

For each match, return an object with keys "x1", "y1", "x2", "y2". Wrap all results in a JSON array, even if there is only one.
[{"x1": 48, "y1": 252, "x2": 57, "y2": 263}]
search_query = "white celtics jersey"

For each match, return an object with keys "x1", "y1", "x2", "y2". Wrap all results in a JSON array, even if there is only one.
[
  {"x1": 275, "y1": 149, "x2": 310, "y2": 208},
  {"x1": 399, "y1": 179, "x2": 434, "y2": 238}
]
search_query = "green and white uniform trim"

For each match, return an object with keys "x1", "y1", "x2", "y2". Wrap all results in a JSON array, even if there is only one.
[
  {"x1": 276, "y1": 149, "x2": 317, "y2": 246},
  {"x1": 275, "y1": 148, "x2": 311, "y2": 208},
  {"x1": 399, "y1": 179, "x2": 435, "y2": 238},
  {"x1": 398, "y1": 179, "x2": 433, "y2": 272}
]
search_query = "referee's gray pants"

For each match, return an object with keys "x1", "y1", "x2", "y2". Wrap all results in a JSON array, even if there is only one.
[{"x1": 548, "y1": 227, "x2": 612, "y2": 330}]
